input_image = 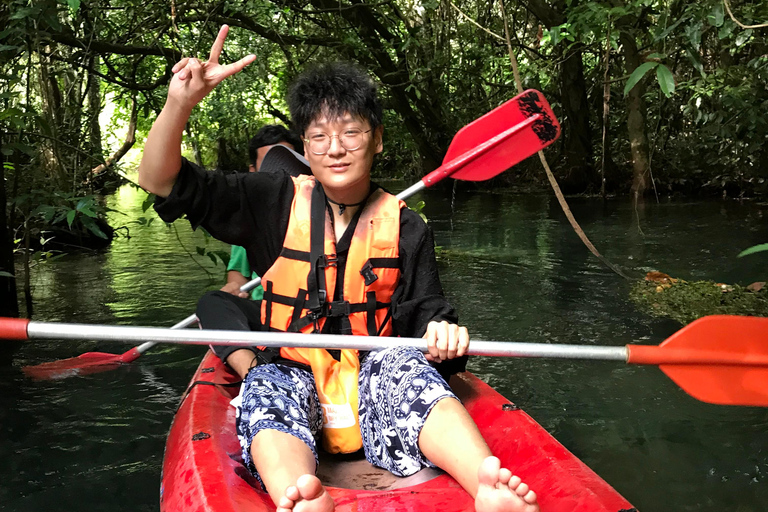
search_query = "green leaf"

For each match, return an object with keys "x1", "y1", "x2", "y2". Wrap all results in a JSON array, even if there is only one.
[
  {"x1": 653, "y1": 15, "x2": 689, "y2": 42},
  {"x1": 646, "y1": 53, "x2": 666, "y2": 60},
  {"x1": 736, "y1": 29, "x2": 753, "y2": 46},
  {"x1": 737, "y1": 243, "x2": 768, "y2": 258},
  {"x1": 656, "y1": 65, "x2": 675, "y2": 97},
  {"x1": 0, "y1": 271, "x2": 15, "y2": 278},
  {"x1": 67, "y1": 0, "x2": 81, "y2": 11},
  {"x1": 624, "y1": 62, "x2": 657, "y2": 96},
  {"x1": 142, "y1": 193, "x2": 155, "y2": 212},
  {"x1": 718, "y1": 21, "x2": 733, "y2": 40},
  {"x1": 80, "y1": 206, "x2": 97, "y2": 218},
  {"x1": 686, "y1": 22, "x2": 703, "y2": 50},
  {"x1": 66, "y1": 209, "x2": 77, "y2": 227},
  {"x1": 81, "y1": 217, "x2": 107, "y2": 239},
  {"x1": 0, "y1": 107, "x2": 25, "y2": 121},
  {"x1": 708, "y1": 4, "x2": 724, "y2": 27},
  {"x1": 686, "y1": 48, "x2": 706, "y2": 77},
  {"x1": 10, "y1": 8, "x2": 33, "y2": 20}
]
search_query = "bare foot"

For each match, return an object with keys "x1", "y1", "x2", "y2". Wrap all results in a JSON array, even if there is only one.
[
  {"x1": 276, "y1": 474, "x2": 335, "y2": 512},
  {"x1": 475, "y1": 456, "x2": 539, "y2": 512}
]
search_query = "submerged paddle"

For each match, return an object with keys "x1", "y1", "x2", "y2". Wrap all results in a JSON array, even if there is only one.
[
  {"x1": 6, "y1": 315, "x2": 767, "y2": 406},
  {"x1": 20, "y1": 89, "x2": 560, "y2": 380}
]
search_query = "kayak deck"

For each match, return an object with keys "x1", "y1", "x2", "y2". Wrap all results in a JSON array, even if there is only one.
[{"x1": 161, "y1": 350, "x2": 636, "y2": 511}]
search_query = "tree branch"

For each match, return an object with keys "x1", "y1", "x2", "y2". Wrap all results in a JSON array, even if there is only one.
[
  {"x1": 45, "y1": 31, "x2": 182, "y2": 61},
  {"x1": 91, "y1": 95, "x2": 138, "y2": 176}
]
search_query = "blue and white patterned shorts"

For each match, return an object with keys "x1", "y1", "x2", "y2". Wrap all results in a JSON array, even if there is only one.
[{"x1": 233, "y1": 346, "x2": 458, "y2": 484}]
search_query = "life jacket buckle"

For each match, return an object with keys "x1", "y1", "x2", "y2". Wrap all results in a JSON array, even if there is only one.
[
  {"x1": 360, "y1": 261, "x2": 378, "y2": 286},
  {"x1": 326, "y1": 300, "x2": 351, "y2": 317},
  {"x1": 320, "y1": 254, "x2": 338, "y2": 268}
]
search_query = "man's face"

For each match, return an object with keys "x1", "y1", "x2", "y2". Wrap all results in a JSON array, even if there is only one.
[
  {"x1": 302, "y1": 113, "x2": 382, "y2": 198},
  {"x1": 251, "y1": 141, "x2": 295, "y2": 172}
]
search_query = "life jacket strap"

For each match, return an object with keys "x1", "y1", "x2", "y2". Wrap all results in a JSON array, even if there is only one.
[
  {"x1": 359, "y1": 257, "x2": 399, "y2": 286},
  {"x1": 366, "y1": 291, "x2": 377, "y2": 335},
  {"x1": 280, "y1": 248, "x2": 310, "y2": 261}
]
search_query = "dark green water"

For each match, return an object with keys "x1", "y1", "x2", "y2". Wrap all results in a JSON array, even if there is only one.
[{"x1": 1, "y1": 183, "x2": 767, "y2": 511}]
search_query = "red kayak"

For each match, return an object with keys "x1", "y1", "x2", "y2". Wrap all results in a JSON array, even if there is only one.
[{"x1": 161, "y1": 350, "x2": 636, "y2": 511}]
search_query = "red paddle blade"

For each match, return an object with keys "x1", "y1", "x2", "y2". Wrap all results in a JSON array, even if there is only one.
[
  {"x1": 441, "y1": 89, "x2": 559, "y2": 182},
  {"x1": 23, "y1": 347, "x2": 142, "y2": 380},
  {"x1": 628, "y1": 315, "x2": 768, "y2": 407}
]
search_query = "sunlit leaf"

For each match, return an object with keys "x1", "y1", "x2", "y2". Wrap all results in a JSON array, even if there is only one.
[
  {"x1": 624, "y1": 62, "x2": 657, "y2": 96},
  {"x1": 738, "y1": 243, "x2": 768, "y2": 258},
  {"x1": 736, "y1": 29, "x2": 753, "y2": 46},
  {"x1": 656, "y1": 65, "x2": 675, "y2": 97}
]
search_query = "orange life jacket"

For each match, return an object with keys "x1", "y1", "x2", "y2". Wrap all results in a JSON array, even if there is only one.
[{"x1": 259, "y1": 175, "x2": 403, "y2": 453}]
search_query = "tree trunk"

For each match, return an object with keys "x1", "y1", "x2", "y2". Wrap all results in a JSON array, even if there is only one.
[
  {"x1": 526, "y1": 0, "x2": 595, "y2": 192},
  {"x1": 559, "y1": 46, "x2": 595, "y2": 192},
  {"x1": 186, "y1": 123, "x2": 204, "y2": 168},
  {"x1": 0, "y1": 134, "x2": 19, "y2": 320},
  {"x1": 87, "y1": 55, "x2": 104, "y2": 166},
  {"x1": 620, "y1": 30, "x2": 651, "y2": 202}
]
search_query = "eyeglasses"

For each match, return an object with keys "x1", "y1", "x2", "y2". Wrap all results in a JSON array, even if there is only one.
[{"x1": 303, "y1": 128, "x2": 373, "y2": 155}]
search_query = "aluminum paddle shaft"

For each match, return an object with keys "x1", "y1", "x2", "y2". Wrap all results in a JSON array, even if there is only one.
[{"x1": 5, "y1": 318, "x2": 627, "y2": 361}]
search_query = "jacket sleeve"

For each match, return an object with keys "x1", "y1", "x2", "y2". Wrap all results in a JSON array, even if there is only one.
[
  {"x1": 391, "y1": 209, "x2": 467, "y2": 377},
  {"x1": 153, "y1": 158, "x2": 295, "y2": 252}
]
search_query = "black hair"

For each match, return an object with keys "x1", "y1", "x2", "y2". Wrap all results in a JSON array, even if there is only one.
[
  {"x1": 248, "y1": 124, "x2": 304, "y2": 167},
  {"x1": 287, "y1": 61, "x2": 382, "y2": 135}
]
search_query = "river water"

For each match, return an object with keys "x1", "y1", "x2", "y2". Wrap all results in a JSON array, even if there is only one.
[{"x1": 1, "y1": 183, "x2": 767, "y2": 511}]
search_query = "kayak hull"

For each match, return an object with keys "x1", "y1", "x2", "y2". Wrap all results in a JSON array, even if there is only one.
[{"x1": 161, "y1": 350, "x2": 636, "y2": 511}]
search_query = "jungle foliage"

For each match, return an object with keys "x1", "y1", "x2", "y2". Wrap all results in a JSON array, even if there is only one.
[{"x1": 0, "y1": 0, "x2": 767, "y2": 312}]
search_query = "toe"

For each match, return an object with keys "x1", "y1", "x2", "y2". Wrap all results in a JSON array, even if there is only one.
[
  {"x1": 278, "y1": 495, "x2": 295, "y2": 509},
  {"x1": 515, "y1": 482, "x2": 529, "y2": 498},
  {"x1": 498, "y1": 468, "x2": 512, "y2": 486},
  {"x1": 508, "y1": 475, "x2": 522, "y2": 490},
  {"x1": 284, "y1": 485, "x2": 300, "y2": 501},
  {"x1": 296, "y1": 474, "x2": 324, "y2": 501},
  {"x1": 523, "y1": 490, "x2": 537, "y2": 504},
  {"x1": 477, "y1": 456, "x2": 502, "y2": 488}
]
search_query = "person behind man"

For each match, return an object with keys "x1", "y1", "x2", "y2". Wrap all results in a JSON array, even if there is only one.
[
  {"x1": 138, "y1": 25, "x2": 539, "y2": 512},
  {"x1": 221, "y1": 124, "x2": 306, "y2": 300}
]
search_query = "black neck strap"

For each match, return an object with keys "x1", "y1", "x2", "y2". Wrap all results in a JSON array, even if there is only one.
[{"x1": 325, "y1": 196, "x2": 366, "y2": 215}]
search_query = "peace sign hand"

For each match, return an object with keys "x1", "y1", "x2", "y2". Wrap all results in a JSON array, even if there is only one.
[{"x1": 166, "y1": 25, "x2": 255, "y2": 114}]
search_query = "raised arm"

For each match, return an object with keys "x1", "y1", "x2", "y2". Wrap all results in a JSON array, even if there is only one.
[{"x1": 138, "y1": 25, "x2": 255, "y2": 197}]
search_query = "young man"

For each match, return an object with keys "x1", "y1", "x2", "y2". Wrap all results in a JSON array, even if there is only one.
[
  {"x1": 138, "y1": 25, "x2": 539, "y2": 512},
  {"x1": 221, "y1": 124, "x2": 307, "y2": 300}
]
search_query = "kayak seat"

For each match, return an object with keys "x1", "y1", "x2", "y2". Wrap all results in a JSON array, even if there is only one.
[{"x1": 316, "y1": 451, "x2": 442, "y2": 490}]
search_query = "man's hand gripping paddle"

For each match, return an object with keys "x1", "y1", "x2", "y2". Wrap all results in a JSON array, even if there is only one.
[{"x1": 20, "y1": 89, "x2": 560, "y2": 380}]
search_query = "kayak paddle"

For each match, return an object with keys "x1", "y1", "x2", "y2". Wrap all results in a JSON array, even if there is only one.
[
  {"x1": 6, "y1": 315, "x2": 768, "y2": 406},
  {"x1": 20, "y1": 89, "x2": 560, "y2": 380}
]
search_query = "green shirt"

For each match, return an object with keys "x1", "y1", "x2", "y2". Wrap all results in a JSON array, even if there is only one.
[{"x1": 227, "y1": 245, "x2": 264, "y2": 301}]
